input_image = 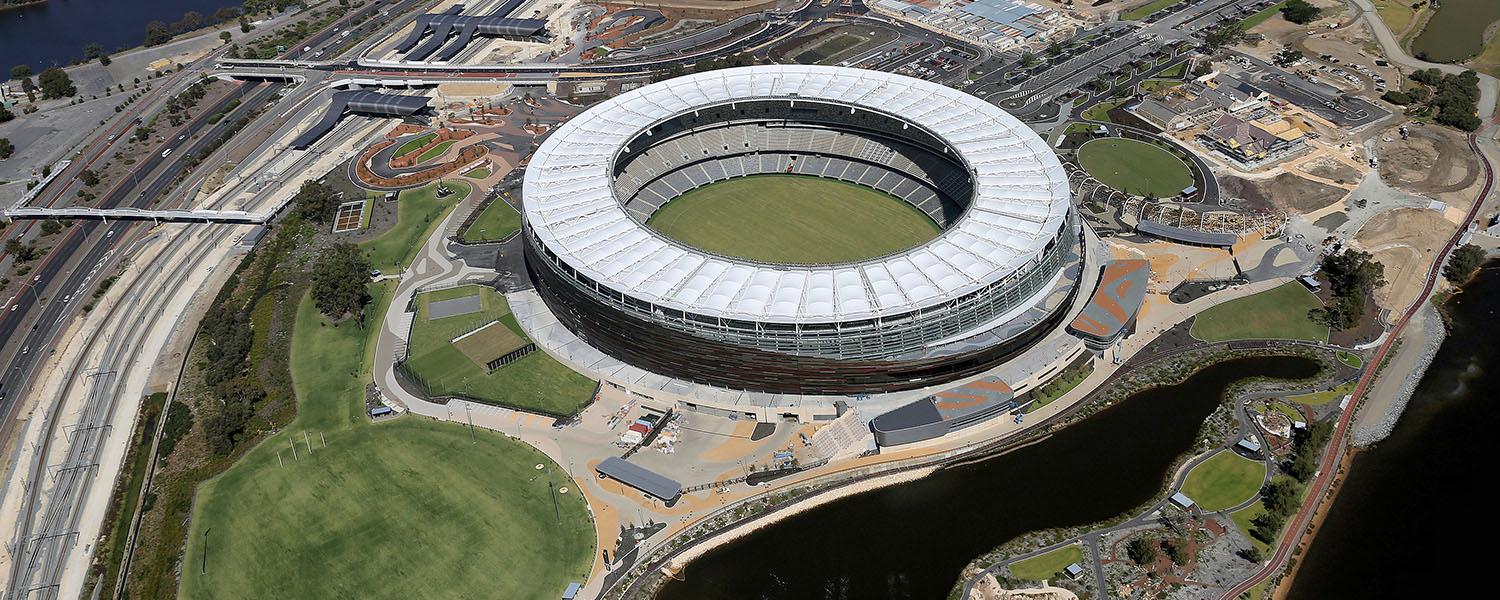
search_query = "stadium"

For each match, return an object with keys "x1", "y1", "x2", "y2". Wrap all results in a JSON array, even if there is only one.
[{"x1": 522, "y1": 65, "x2": 1082, "y2": 394}]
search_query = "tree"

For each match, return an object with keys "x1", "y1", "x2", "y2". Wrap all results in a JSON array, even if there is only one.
[
  {"x1": 1020, "y1": 51, "x2": 1038, "y2": 68},
  {"x1": 1280, "y1": 0, "x2": 1322, "y2": 24},
  {"x1": 83, "y1": 43, "x2": 104, "y2": 62},
  {"x1": 220, "y1": 31, "x2": 233, "y2": 45},
  {"x1": 1127, "y1": 537, "x2": 1158, "y2": 565},
  {"x1": 144, "y1": 21, "x2": 172, "y2": 46},
  {"x1": 78, "y1": 169, "x2": 100, "y2": 186},
  {"x1": 40, "y1": 219, "x2": 63, "y2": 236},
  {"x1": 1203, "y1": 21, "x2": 1246, "y2": 50},
  {"x1": 37, "y1": 67, "x2": 75, "y2": 98},
  {"x1": 0, "y1": 106, "x2": 12, "y2": 123},
  {"x1": 0, "y1": 138, "x2": 11, "y2": 160},
  {"x1": 1240, "y1": 546, "x2": 1264, "y2": 563},
  {"x1": 1381, "y1": 90, "x2": 1414, "y2": 105},
  {"x1": 240, "y1": 15, "x2": 253, "y2": 33},
  {"x1": 99, "y1": 53, "x2": 111, "y2": 67},
  {"x1": 10, "y1": 64, "x2": 30, "y2": 80},
  {"x1": 311, "y1": 243, "x2": 373, "y2": 319},
  {"x1": 1443, "y1": 244, "x2": 1485, "y2": 284},
  {"x1": 1272, "y1": 48, "x2": 1303, "y2": 67},
  {"x1": 1261, "y1": 478, "x2": 1301, "y2": 516},
  {"x1": 291, "y1": 180, "x2": 340, "y2": 223}
]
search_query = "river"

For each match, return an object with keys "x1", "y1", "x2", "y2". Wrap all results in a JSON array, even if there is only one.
[
  {"x1": 655, "y1": 355, "x2": 1321, "y2": 600},
  {"x1": 1288, "y1": 263, "x2": 1499, "y2": 597},
  {"x1": 0, "y1": 0, "x2": 242, "y2": 72}
]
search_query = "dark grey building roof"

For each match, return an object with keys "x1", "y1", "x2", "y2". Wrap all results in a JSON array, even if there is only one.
[
  {"x1": 1136, "y1": 220, "x2": 1237, "y2": 247},
  {"x1": 1069, "y1": 259, "x2": 1150, "y2": 343},
  {"x1": 870, "y1": 398, "x2": 944, "y2": 435},
  {"x1": 596, "y1": 456, "x2": 682, "y2": 501},
  {"x1": 291, "y1": 91, "x2": 430, "y2": 150}
]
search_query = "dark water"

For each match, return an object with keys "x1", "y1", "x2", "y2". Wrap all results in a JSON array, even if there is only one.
[
  {"x1": 0, "y1": 0, "x2": 241, "y2": 71},
  {"x1": 1289, "y1": 264, "x2": 1499, "y2": 597},
  {"x1": 657, "y1": 355, "x2": 1321, "y2": 600}
]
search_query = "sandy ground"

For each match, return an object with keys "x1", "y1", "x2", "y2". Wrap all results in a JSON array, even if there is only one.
[
  {"x1": 1351, "y1": 207, "x2": 1453, "y2": 314},
  {"x1": 970, "y1": 575, "x2": 1081, "y2": 600},
  {"x1": 1374, "y1": 124, "x2": 1482, "y2": 197},
  {"x1": 1220, "y1": 172, "x2": 1351, "y2": 213}
]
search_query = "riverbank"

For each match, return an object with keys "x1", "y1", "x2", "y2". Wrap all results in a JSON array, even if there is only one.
[{"x1": 1351, "y1": 300, "x2": 1446, "y2": 446}]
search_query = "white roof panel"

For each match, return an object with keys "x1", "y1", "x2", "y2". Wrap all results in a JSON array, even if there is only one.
[{"x1": 523, "y1": 65, "x2": 1070, "y2": 323}]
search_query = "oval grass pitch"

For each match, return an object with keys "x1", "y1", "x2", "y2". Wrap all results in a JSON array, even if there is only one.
[
  {"x1": 1077, "y1": 137, "x2": 1194, "y2": 198},
  {"x1": 645, "y1": 174, "x2": 941, "y2": 265}
]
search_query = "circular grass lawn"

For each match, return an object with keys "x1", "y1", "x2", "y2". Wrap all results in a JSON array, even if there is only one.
[
  {"x1": 645, "y1": 174, "x2": 941, "y2": 265},
  {"x1": 1077, "y1": 138, "x2": 1195, "y2": 198}
]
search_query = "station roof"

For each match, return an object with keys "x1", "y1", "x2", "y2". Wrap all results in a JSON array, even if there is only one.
[
  {"x1": 523, "y1": 65, "x2": 1072, "y2": 323},
  {"x1": 596, "y1": 456, "x2": 682, "y2": 501},
  {"x1": 291, "y1": 90, "x2": 429, "y2": 150}
]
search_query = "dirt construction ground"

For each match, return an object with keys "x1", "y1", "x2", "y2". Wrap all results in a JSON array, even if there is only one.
[
  {"x1": 1374, "y1": 124, "x2": 1481, "y2": 197},
  {"x1": 1351, "y1": 207, "x2": 1453, "y2": 316},
  {"x1": 1219, "y1": 172, "x2": 1350, "y2": 213}
]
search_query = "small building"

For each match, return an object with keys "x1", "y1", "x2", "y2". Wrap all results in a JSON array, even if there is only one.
[
  {"x1": 1235, "y1": 437, "x2": 1263, "y2": 455},
  {"x1": 1179, "y1": 185, "x2": 1198, "y2": 198},
  {"x1": 1169, "y1": 491, "x2": 1196, "y2": 511},
  {"x1": 368, "y1": 405, "x2": 393, "y2": 418},
  {"x1": 562, "y1": 582, "x2": 581, "y2": 600},
  {"x1": 1063, "y1": 563, "x2": 1084, "y2": 580},
  {"x1": 1298, "y1": 275, "x2": 1322, "y2": 291},
  {"x1": 1202, "y1": 114, "x2": 1303, "y2": 163}
]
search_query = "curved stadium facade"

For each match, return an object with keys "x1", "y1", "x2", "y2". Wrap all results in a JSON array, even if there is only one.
[{"x1": 523, "y1": 66, "x2": 1082, "y2": 394}]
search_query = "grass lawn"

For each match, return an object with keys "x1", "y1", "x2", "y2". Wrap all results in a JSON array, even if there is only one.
[
  {"x1": 1287, "y1": 380, "x2": 1355, "y2": 405},
  {"x1": 362, "y1": 180, "x2": 469, "y2": 274},
  {"x1": 1229, "y1": 476, "x2": 1305, "y2": 555},
  {"x1": 394, "y1": 132, "x2": 436, "y2": 157},
  {"x1": 180, "y1": 291, "x2": 595, "y2": 599},
  {"x1": 1241, "y1": 1, "x2": 1288, "y2": 30},
  {"x1": 1123, "y1": 0, "x2": 1181, "y2": 21},
  {"x1": 1025, "y1": 360, "x2": 1094, "y2": 413},
  {"x1": 1082, "y1": 98, "x2": 1129, "y2": 122},
  {"x1": 460, "y1": 198, "x2": 521, "y2": 243},
  {"x1": 462, "y1": 166, "x2": 492, "y2": 179},
  {"x1": 1008, "y1": 544, "x2": 1084, "y2": 581},
  {"x1": 416, "y1": 139, "x2": 458, "y2": 163},
  {"x1": 1190, "y1": 282, "x2": 1329, "y2": 343},
  {"x1": 1076, "y1": 138, "x2": 1194, "y2": 198},
  {"x1": 1337, "y1": 350, "x2": 1363, "y2": 368},
  {"x1": 1181, "y1": 451, "x2": 1266, "y2": 511},
  {"x1": 1373, "y1": 0, "x2": 1419, "y2": 36},
  {"x1": 646, "y1": 174, "x2": 940, "y2": 264},
  {"x1": 1139, "y1": 78, "x2": 1183, "y2": 94},
  {"x1": 405, "y1": 285, "x2": 597, "y2": 416},
  {"x1": 1157, "y1": 61, "x2": 1186, "y2": 79}
]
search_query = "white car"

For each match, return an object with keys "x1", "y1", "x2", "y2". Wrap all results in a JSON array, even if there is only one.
[{"x1": 161, "y1": 148, "x2": 173, "y2": 158}]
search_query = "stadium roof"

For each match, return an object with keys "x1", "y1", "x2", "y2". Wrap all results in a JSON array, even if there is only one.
[
  {"x1": 523, "y1": 65, "x2": 1071, "y2": 323},
  {"x1": 292, "y1": 90, "x2": 429, "y2": 150},
  {"x1": 595, "y1": 456, "x2": 681, "y2": 501}
]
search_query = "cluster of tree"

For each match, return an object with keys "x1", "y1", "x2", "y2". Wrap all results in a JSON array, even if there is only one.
[
  {"x1": 78, "y1": 168, "x2": 100, "y2": 187},
  {"x1": 0, "y1": 138, "x2": 13, "y2": 160},
  {"x1": 82, "y1": 43, "x2": 111, "y2": 67},
  {"x1": 1279, "y1": 0, "x2": 1322, "y2": 24},
  {"x1": 203, "y1": 376, "x2": 264, "y2": 455},
  {"x1": 1389, "y1": 69, "x2": 1484, "y2": 131},
  {"x1": 1285, "y1": 420, "x2": 1334, "y2": 482},
  {"x1": 241, "y1": 0, "x2": 305, "y2": 17},
  {"x1": 1443, "y1": 243, "x2": 1486, "y2": 284},
  {"x1": 197, "y1": 266, "x2": 258, "y2": 454},
  {"x1": 291, "y1": 179, "x2": 341, "y2": 223},
  {"x1": 1308, "y1": 250, "x2": 1385, "y2": 330},
  {"x1": 1250, "y1": 477, "x2": 1302, "y2": 544},
  {"x1": 653, "y1": 53, "x2": 756, "y2": 82},
  {"x1": 145, "y1": 5, "x2": 247, "y2": 48},
  {"x1": 311, "y1": 243, "x2": 372, "y2": 320},
  {"x1": 162, "y1": 79, "x2": 212, "y2": 127},
  {"x1": 3, "y1": 238, "x2": 37, "y2": 262},
  {"x1": 40, "y1": 219, "x2": 63, "y2": 236}
]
